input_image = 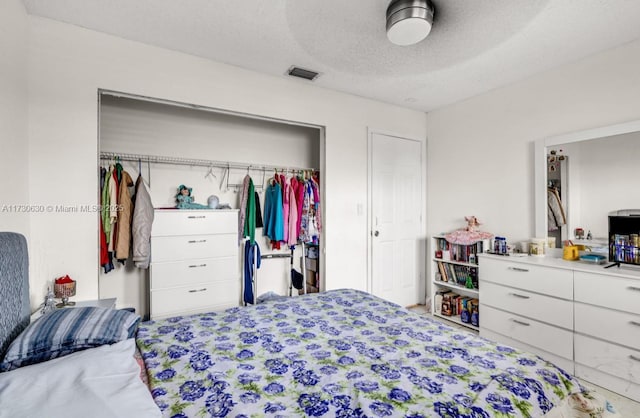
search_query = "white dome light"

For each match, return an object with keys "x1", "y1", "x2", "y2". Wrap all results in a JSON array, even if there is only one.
[{"x1": 386, "y1": 0, "x2": 435, "y2": 46}]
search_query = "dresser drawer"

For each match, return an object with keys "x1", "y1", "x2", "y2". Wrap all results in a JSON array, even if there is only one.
[
  {"x1": 150, "y1": 279, "x2": 239, "y2": 318},
  {"x1": 150, "y1": 257, "x2": 238, "y2": 290},
  {"x1": 575, "y1": 334, "x2": 640, "y2": 385},
  {"x1": 574, "y1": 271, "x2": 640, "y2": 315},
  {"x1": 575, "y1": 302, "x2": 640, "y2": 349},
  {"x1": 480, "y1": 281, "x2": 572, "y2": 329},
  {"x1": 152, "y1": 210, "x2": 238, "y2": 237},
  {"x1": 480, "y1": 305, "x2": 573, "y2": 360},
  {"x1": 151, "y1": 234, "x2": 237, "y2": 262},
  {"x1": 480, "y1": 257, "x2": 573, "y2": 299}
]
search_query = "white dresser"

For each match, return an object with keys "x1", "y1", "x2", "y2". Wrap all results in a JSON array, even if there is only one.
[
  {"x1": 573, "y1": 270, "x2": 640, "y2": 401},
  {"x1": 479, "y1": 255, "x2": 574, "y2": 373},
  {"x1": 150, "y1": 209, "x2": 239, "y2": 319},
  {"x1": 478, "y1": 253, "x2": 640, "y2": 402}
]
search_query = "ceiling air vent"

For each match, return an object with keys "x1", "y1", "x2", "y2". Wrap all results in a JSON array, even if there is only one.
[{"x1": 286, "y1": 66, "x2": 320, "y2": 81}]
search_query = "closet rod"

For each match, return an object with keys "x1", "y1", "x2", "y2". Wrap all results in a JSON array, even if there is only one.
[
  {"x1": 99, "y1": 151, "x2": 316, "y2": 173},
  {"x1": 261, "y1": 254, "x2": 292, "y2": 259}
]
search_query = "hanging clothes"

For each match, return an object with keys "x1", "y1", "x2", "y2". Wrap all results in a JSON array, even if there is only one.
[
  {"x1": 263, "y1": 182, "x2": 284, "y2": 242},
  {"x1": 101, "y1": 166, "x2": 113, "y2": 245},
  {"x1": 100, "y1": 221, "x2": 112, "y2": 273},
  {"x1": 311, "y1": 175, "x2": 323, "y2": 234},
  {"x1": 132, "y1": 174, "x2": 154, "y2": 269},
  {"x1": 287, "y1": 180, "x2": 298, "y2": 246},
  {"x1": 238, "y1": 175, "x2": 251, "y2": 244},
  {"x1": 115, "y1": 170, "x2": 134, "y2": 261},
  {"x1": 254, "y1": 191, "x2": 264, "y2": 229},
  {"x1": 107, "y1": 168, "x2": 119, "y2": 252},
  {"x1": 99, "y1": 167, "x2": 112, "y2": 273},
  {"x1": 282, "y1": 179, "x2": 290, "y2": 244},
  {"x1": 294, "y1": 176, "x2": 305, "y2": 238},
  {"x1": 547, "y1": 188, "x2": 566, "y2": 231},
  {"x1": 244, "y1": 177, "x2": 256, "y2": 244},
  {"x1": 299, "y1": 181, "x2": 313, "y2": 243},
  {"x1": 244, "y1": 240, "x2": 261, "y2": 305}
]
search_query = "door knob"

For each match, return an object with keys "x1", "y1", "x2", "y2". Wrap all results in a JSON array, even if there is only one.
[{"x1": 373, "y1": 230, "x2": 379, "y2": 237}]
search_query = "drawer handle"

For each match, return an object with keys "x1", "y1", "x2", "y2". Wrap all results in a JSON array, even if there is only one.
[
  {"x1": 188, "y1": 288, "x2": 207, "y2": 293},
  {"x1": 188, "y1": 264, "x2": 207, "y2": 268},
  {"x1": 510, "y1": 318, "x2": 530, "y2": 326},
  {"x1": 188, "y1": 239, "x2": 207, "y2": 244},
  {"x1": 187, "y1": 215, "x2": 206, "y2": 219},
  {"x1": 628, "y1": 286, "x2": 640, "y2": 292},
  {"x1": 508, "y1": 267, "x2": 529, "y2": 272},
  {"x1": 630, "y1": 354, "x2": 640, "y2": 362},
  {"x1": 630, "y1": 320, "x2": 640, "y2": 327},
  {"x1": 509, "y1": 293, "x2": 530, "y2": 299}
]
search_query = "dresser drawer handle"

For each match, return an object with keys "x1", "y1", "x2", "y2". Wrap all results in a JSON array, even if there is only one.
[
  {"x1": 508, "y1": 267, "x2": 529, "y2": 272},
  {"x1": 188, "y1": 288, "x2": 207, "y2": 293},
  {"x1": 509, "y1": 293, "x2": 530, "y2": 299},
  {"x1": 188, "y1": 264, "x2": 207, "y2": 268},
  {"x1": 630, "y1": 320, "x2": 640, "y2": 327},
  {"x1": 187, "y1": 215, "x2": 206, "y2": 219},
  {"x1": 628, "y1": 286, "x2": 640, "y2": 292},
  {"x1": 188, "y1": 239, "x2": 207, "y2": 244},
  {"x1": 510, "y1": 318, "x2": 530, "y2": 326},
  {"x1": 630, "y1": 354, "x2": 640, "y2": 362}
]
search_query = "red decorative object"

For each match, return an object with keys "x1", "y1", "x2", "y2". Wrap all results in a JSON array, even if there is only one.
[{"x1": 54, "y1": 275, "x2": 76, "y2": 307}]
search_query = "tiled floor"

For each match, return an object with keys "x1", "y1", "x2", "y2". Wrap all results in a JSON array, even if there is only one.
[{"x1": 407, "y1": 305, "x2": 640, "y2": 416}]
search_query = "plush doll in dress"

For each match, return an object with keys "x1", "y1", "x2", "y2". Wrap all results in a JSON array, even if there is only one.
[
  {"x1": 465, "y1": 216, "x2": 481, "y2": 232},
  {"x1": 175, "y1": 185, "x2": 209, "y2": 209}
]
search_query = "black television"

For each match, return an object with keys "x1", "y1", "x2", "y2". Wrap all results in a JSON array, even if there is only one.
[{"x1": 607, "y1": 210, "x2": 640, "y2": 268}]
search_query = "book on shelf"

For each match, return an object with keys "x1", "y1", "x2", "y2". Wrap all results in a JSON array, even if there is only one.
[{"x1": 437, "y1": 261, "x2": 448, "y2": 282}]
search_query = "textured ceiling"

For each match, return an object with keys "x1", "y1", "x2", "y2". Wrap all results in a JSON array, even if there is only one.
[{"x1": 22, "y1": 0, "x2": 640, "y2": 112}]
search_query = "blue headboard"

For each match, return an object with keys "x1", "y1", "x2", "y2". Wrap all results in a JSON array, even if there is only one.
[{"x1": 0, "y1": 232, "x2": 30, "y2": 359}]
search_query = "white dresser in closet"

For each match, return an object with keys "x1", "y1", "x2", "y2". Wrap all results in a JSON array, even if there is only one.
[{"x1": 150, "y1": 209, "x2": 239, "y2": 319}]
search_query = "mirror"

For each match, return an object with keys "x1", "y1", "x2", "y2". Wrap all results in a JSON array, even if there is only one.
[{"x1": 535, "y1": 119, "x2": 640, "y2": 248}]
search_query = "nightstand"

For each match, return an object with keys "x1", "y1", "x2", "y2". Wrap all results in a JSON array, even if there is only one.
[{"x1": 30, "y1": 298, "x2": 117, "y2": 322}]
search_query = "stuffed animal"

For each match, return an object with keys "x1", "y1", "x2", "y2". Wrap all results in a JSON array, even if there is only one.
[
  {"x1": 175, "y1": 185, "x2": 209, "y2": 209},
  {"x1": 465, "y1": 216, "x2": 481, "y2": 232}
]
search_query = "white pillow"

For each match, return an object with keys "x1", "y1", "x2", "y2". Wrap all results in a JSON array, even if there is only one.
[{"x1": 0, "y1": 339, "x2": 161, "y2": 418}]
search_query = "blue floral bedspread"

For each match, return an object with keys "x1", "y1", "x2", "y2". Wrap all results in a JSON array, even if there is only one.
[{"x1": 136, "y1": 289, "x2": 582, "y2": 417}]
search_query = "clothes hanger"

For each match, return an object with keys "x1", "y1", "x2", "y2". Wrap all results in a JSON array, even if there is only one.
[
  {"x1": 205, "y1": 165, "x2": 217, "y2": 181},
  {"x1": 219, "y1": 164, "x2": 229, "y2": 192}
]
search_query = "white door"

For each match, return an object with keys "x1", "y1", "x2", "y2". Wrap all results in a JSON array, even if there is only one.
[{"x1": 370, "y1": 132, "x2": 423, "y2": 307}]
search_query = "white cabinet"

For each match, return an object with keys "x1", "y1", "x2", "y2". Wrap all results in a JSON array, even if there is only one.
[
  {"x1": 479, "y1": 255, "x2": 574, "y2": 373},
  {"x1": 150, "y1": 209, "x2": 239, "y2": 319},
  {"x1": 430, "y1": 236, "x2": 488, "y2": 331},
  {"x1": 573, "y1": 271, "x2": 640, "y2": 402},
  {"x1": 478, "y1": 254, "x2": 640, "y2": 402}
]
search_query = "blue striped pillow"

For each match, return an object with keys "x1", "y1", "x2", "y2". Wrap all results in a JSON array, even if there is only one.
[{"x1": 0, "y1": 307, "x2": 140, "y2": 372}]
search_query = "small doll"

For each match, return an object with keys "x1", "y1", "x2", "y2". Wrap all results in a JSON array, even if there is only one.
[
  {"x1": 465, "y1": 216, "x2": 481, "y2": 232},
  {"x1": 175, "y1": 185, "x2": 209, "y2": 209}
]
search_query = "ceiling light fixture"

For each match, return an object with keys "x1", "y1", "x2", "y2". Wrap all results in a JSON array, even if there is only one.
[{"x1": 386, "y1": 0, "x2": 435, "y2": 46}]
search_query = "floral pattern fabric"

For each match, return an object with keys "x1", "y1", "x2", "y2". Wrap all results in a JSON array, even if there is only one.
[{"x1": 137, "y1": 289, "x2": 586, "y2": 417}]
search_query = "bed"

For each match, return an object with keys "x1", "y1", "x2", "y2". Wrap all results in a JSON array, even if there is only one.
[
  {"x1": 137, "y1": 289, "x2": 619, "y2": 417},
  {"x1": 0, "y1": 232, "x2": 620, "y2": 417}
]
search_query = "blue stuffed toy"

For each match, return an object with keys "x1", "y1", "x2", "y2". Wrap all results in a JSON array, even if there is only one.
[{"x1": 175, "y1": 185, "x2": 209, "y2": 209}]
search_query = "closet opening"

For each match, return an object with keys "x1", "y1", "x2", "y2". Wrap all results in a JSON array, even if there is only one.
[{"x1": 97, "y1": 90, "x2": 325, "y2": 319}]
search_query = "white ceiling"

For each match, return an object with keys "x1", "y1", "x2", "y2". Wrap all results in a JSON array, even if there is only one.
[{"x1": 22, "y1": 0, "x2": 640, "y2": 112}]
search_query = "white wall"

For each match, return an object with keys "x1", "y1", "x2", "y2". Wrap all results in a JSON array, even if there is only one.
[
  {"x1": 0, "y1": 1, "x2": 29, "y2": 237},
  {"x1": 26, "y1": 17, "x2": 428, "y2": 309},
  {"x1": 99, "y1": 95, "x2": 320, "y2": 314},
  {"x1": 426, "y1": 38, "x2": 640, "y2": 247}
]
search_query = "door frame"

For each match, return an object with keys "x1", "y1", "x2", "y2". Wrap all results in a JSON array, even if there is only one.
[{"x1": 367, "y1": 128, "x2": 428, "y2": 304}]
